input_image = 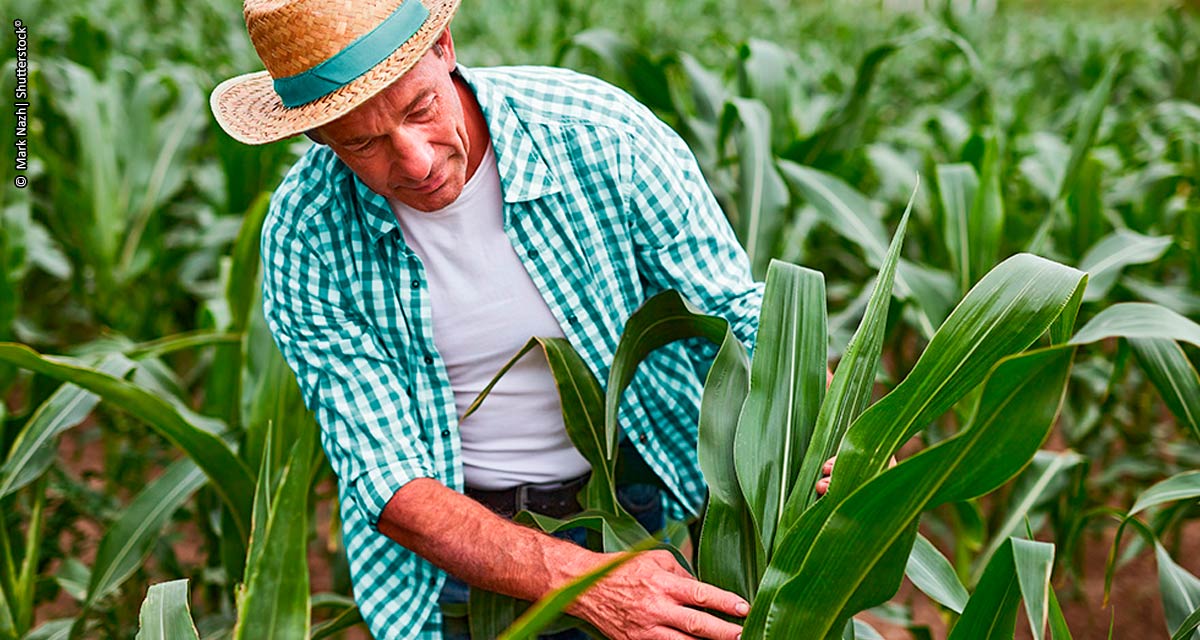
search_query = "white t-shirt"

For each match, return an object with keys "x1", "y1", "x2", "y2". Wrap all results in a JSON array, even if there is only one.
[{"x1": 388, "y1": 145, "x2": 592, "y2": 490}]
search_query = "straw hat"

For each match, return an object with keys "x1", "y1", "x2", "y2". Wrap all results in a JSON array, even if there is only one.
[{"x1": 211, "y1": 0, "x2": 461, "y2": 145}]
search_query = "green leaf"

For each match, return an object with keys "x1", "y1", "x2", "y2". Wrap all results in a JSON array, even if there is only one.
[
  {"x1": 309, "y1": 604, "x2": 363, "y2": 640},
  {"x1": 696, "y1": 316, "x2": 760, "y2": 599},
  {"x1": 1070, "y1": 303, "x2": 1200, "y2": 347},
  {"x1": 135, "y1": 580, "x2": 199, "y2": 640},
  {"x1": 1171, "y1": 605, "x2": 1200, "y2": 640},
  {"x1": 906, "y1": 533, "x2": 969, "y2": 614},
  {"x1": 25, "y1": 619, "x2": 72, "y2": 640},
  {"x1": 79, "y1": 458, "x2": 206, "y2": 611},
  {"x1": 467, "y1": 338, "x2": 617, "y2": 514},
  {"x1": 792, "y1": 40, "x2": 902, "y2": 166},
  {"x1": 1012, "y1": 538, "x2": 1055, "y2": 640},
  {"x1": 948, "y1": 540, "x2": 1021, "y2": 640},
  {"x1": 783, "y1": 182, "x2": 914, "y2": 528},
  {"x1": 968, "y1": 134, "x2": 1005, "y2": 285},
  {"x1": 778, "y1": 163, "x2": 949, "y2": 335},
  {"x1": 1130, "y1": 471, "x2": 1200, "y2": 516},
  {"x1": 1027, "y1": 58, "x2": 1119, "y2": 253},
  {"x1": 233, "y1": 421, "x2": 315, "y2": 640},
  {"x1": 1049, "y1": 588, "x2": 1074, "y2": 640},
  {"x1": 973, "y1": 450, "x2": 1084, "y2": 582},
  {"x1": 605, "y1": 291, "x2": 729, "y2": 464},
  {"x1": 719, "y1": 98, "x2": 790, "y2": 278},
  {"x1": 1129, "y1": 338, "x2": 1200, "y2": 443},
  {"x1": 743, "y1": 254, "x2": 1085, "y2": 639},
  {"x1": 0, "y1": 344, "x2": 254, "y2": 541},
  {"x1": 753, "y1": 347, "x2": 1074, "y2": 639},
  {"x1": 936, "y1": 163, "x2": 979, "y2": 294},
  {"x1": 1156, "y1": 542, "x2": 1200, "y2": 640},
  {"x1": 1078, "y1": 230, "x2": 1173, "y2": 302},
  {"x1": 733, "y1": 261, "x2": 826, "y2": 557},
  {"x1": 469, "y1": 590, "x2": 525, "y2": 640},
  {"x1": 0, "y1": 356, "x2": 135, "y2": 499}
]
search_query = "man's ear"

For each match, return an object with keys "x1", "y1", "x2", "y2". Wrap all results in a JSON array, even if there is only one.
[{"x1": 433, "y1": 27, "x2": 456, "y2": 68}]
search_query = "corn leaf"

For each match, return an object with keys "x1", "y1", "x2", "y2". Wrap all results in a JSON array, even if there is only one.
[
  {"x1": 936, "y1": 163, "x2": 979, "y2": 294},
  {"x1": 719, "y1": 98, "x2": 790, "y2": 278},
  {"x1": 747, "y1": 253, "x2": 1086, "y2": 637},
  {"x1": 697, "y1": 322, "x2": 758, "y2": 599},
  {"x1": 0, "y1": 355, "x2": 135, "y2": 499},
  {"x1": 309, "y1": 604, "x2": 364, "y2": 640},
  {"x1": 1070, "y1": 302, "x2": 1200, "y2": 347},
  {"x1": 1049, "y1": 588, "x2": 1073, "y2": 640},
  {"x1": 734, "y1": 261, "x2": 826, "y2": 557},
  {"x1": 778, "y1": 162, "x2": 954, "y2": 334},
  {"x1": 1129, "y1": 338, "x2": 1200, "y2": 442},
  {"x1": 1156, "y1": 542, "x2": 1200, "y2": 640},
  {"x1": 1172, "y1": 606, "x2": 1200, "y2": 640},
  {"x1": 135, "y1": 580, "x2": 199, "y2": 640},
  {"x1": 233, "y1": 421, "x2": 314, "y2": 640},
  {"x1": 906, "y1": 533, "x2": 969, "y2": 614},
  {"x1": 973, "y1": 450, "x2": 1084, "y2": 582},
  {"x1": 968, "y1": 134, "x2": 1005, "y2": 285},
  {"x1": 0, "y1": 344, "x2": 254, "y2": 541},
  {"x1": 783, "y1": 183, "x2": 914, "y2": 528},
  {"x1": 466, "y1": 338, "x2": 617, "y2": 514},
  {"x1": 77, "y1": 458, "x2": 206, "y2": 614},
  {"x1": 604, "y1": 291, "x2": 729, "y2": 463},
  {"x1": 1130, "y1": 471, "x2": 1200, "y2": 516},
  {"x1": 1079, "y1": 230, "x2": 1173, "y2": 302},
  {"x1": 756, "y1": 347, "x2": 1073, "y2": 639}
]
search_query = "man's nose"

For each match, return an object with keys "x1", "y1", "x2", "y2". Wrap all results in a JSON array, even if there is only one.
[{"x1": 387, "y1": 128, "x2": 435, "y2": 182}]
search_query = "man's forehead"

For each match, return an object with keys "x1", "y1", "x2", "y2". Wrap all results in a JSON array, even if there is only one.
[{"x1": 320, "y1": 77, "x2": 434, "y2": 140}]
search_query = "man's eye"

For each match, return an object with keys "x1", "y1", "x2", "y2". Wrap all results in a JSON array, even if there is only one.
[
  {"x1": 351, "y1": 139, "x2": 377, "y2": 152},
  {"x1": 410, "y1": 98, "x2": 436, "y2": 120}
]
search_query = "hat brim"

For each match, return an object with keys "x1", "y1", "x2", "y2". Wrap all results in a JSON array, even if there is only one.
[{"x1": 210, "y1": 0, "x2": 460, "y2": 145}]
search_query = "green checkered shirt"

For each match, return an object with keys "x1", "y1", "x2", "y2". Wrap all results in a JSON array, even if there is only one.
[{"x1": 261, "y1": 64, "x2": 763, "y2": 639}]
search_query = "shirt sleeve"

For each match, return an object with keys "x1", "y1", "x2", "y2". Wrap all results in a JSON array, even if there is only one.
[
  {"x1": 260, "y1": 185, "x2": 436, "y2": 530},
  {"x1": 624, "y1": 105, "x2": 765, "y2": 352}
]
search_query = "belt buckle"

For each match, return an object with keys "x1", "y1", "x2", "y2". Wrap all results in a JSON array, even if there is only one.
[{"x1": 514, "y1": 483, "x2": 532, "y2": 515}]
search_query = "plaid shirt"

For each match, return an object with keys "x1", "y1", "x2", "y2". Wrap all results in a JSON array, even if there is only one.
[{"x1": 261, "y1": 64, "x2": 763, "y2": 639}]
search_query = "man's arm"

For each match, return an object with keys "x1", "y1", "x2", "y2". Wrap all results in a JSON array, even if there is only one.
[{"x1": 380, "y1": 479, "x2": 749, "y2": 640}]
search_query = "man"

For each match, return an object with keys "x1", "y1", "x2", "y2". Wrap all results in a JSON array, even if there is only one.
[{"x1": 211, "y1": 1, "x2": 767, "y2": 638}]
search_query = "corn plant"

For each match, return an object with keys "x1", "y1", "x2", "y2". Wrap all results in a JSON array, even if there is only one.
[
  {"x1": 480, "y1": 177, "x2": 1200, "y2": 638},
  {"x1": 0, "y1": 200, "x2": 358, "y2": 639}
]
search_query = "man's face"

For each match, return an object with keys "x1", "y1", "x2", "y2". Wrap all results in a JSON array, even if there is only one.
[{"x1": 314, "y1": 31, "x2": 472, "y2": 212}]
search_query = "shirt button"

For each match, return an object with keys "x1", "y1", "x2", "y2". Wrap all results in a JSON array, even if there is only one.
[
  {"x1": 441, "y1": 429, "x2": 450, "y2": 437},
  {"x1": 639, "y1": 433, "x2": 648, "y2": 444},
  {"x1": 410, "y1": 279, "x2": 420, "y2": 289},
  {"x1": 429, "y1": 577, "x2": 437, "y2": 586},
  {"x1": 567, "y1": 313, "x2": 579, "y2": 325},
  {"x1": 424, "y1": 355, "x2": 434, "y2": 365},
  {"x1": 528, "y1": 249, "x2": 539, "y2": 260}
]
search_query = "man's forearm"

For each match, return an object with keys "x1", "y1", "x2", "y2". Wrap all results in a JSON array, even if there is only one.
[{"x1": 377, "y1": 477, "x2": 602, "y2": 602}]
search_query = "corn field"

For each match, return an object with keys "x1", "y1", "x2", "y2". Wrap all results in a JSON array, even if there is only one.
[{"x1": 1, "y1": 0, "x2": 1198, "y2": 638}]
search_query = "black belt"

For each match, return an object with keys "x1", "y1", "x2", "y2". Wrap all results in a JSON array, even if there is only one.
[{"x1": 465, "y1": 473, "x2": 590, "y2": 520}]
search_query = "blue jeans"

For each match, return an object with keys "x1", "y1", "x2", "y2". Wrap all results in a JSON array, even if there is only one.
[{"x1": 441, "y1": 482, "x2": 665, "y2": 639}]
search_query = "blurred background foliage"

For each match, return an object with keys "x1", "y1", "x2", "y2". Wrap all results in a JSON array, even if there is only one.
[{"x1": 0, "y1": 0, "x2": 1197, "y2": 638}]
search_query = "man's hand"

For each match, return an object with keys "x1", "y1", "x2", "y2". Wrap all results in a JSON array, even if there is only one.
[
  {"x1": 815, "y1": 455, "x2": 899, "y2": 496},
  {"x1": 571, "y1": 549, "x2": 748, "y2": 640},
  {"x1": 379, "y1": 479, "x2": 745, "y2": 639}
]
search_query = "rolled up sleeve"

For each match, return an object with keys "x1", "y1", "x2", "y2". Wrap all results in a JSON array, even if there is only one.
[{"x1": 261, "y1": 188, "x2": 434, "y2": 529}]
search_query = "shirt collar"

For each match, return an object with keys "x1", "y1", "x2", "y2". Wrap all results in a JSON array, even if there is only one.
[{"x1": 347, "y1": 64, "x2": 562, "y2": 244}]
